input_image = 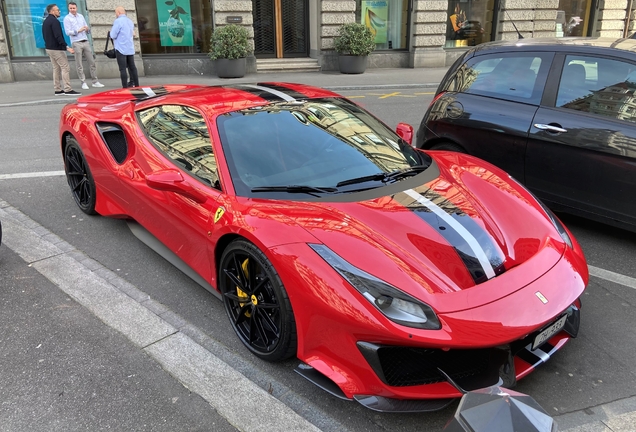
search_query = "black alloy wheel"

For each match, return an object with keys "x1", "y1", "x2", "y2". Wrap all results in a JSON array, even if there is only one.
[
  {"x1": 219, "y1": 239, "x2": 297, "y2": 361},
  {"x1": 64, "y1": 138, "x2": 97, "y2": 215}
]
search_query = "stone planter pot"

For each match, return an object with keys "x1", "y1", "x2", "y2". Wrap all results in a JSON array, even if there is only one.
[
  {"x1": 215, "y1": 58, "x2": 246, "y2": 78},
  {"x1": 338, "y1": 55, "x2": 368, "y2": 74}
]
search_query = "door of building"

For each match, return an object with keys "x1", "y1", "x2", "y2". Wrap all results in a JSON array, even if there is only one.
[{"x1": 252, "y1": 0, "x2": 308, "y2": 58}]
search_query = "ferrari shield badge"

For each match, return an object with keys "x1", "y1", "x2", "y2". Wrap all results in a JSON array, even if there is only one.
[
  {"x1": 535, "y1": 291, "x2": 549, "y2": 304},
  {"x1": 214, "y1": 207, "x2": 225, "y2": 223}
]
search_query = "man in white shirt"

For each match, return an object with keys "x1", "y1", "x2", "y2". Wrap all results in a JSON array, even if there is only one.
[{"x1": 63, "y1": 2, "x2": 104, "y2": 90}]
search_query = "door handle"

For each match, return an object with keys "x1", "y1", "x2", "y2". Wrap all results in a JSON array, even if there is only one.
[{"x1": 534, "y1": 123, "x2": 567, "y2": 133}]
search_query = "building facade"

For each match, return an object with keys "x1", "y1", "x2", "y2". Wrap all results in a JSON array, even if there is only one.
[{"x1": 0, "y1": 0, "x2": 634, "y2": 82}]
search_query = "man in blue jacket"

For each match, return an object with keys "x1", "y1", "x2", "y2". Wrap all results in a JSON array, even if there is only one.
[
  {"x1": 42, "y1": 4, "x2": 80, "y2": 96},
  {"x1": 110, "y1": 6, "x2": 139, "y2": 88}
]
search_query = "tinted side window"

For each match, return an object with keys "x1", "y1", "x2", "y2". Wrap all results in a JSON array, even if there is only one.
[
  {"x1": 137, "y1": 105, "x2": 220, "y2": 189},
  {"x1": 443, "y1": 53, "x2": 551, "y2": 105},
  {"x1": 557, "y1": 55, "x2": 636, "y2": 124}
]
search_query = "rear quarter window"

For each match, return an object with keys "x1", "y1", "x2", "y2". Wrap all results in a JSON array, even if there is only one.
[
  {"x1": 557, "y1": 55, "x2": 636, "y2": 127},
  {"x1": 442, "y1": 52, "x2": 553, "y2": 105}
]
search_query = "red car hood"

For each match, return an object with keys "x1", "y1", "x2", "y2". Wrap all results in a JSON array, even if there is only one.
[{"x1": 257, "y1": 155, "x2": 567, "y2": 314}]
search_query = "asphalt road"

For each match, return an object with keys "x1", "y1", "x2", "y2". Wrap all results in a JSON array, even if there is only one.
[{"x1": 1, "y1": 90, "x2": 636, "y2": 431}]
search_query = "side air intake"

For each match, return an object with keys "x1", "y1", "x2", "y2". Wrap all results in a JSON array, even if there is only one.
[{"x1": 96, "y1": 122, "x2": 128, "y2": 164}]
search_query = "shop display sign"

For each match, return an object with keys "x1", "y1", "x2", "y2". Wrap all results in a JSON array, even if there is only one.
[
  {"x1": 361, "y1": 0, "x2": 388, "y2": 44},
  {"x1": 157, "y1": 0, "x2": 193, "y2": 46},
  {"x1": 29, "y1": 0, "x2": 71, "y2": 48}
]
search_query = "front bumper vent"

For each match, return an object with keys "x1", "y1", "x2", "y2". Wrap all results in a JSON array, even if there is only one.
[{"x1": 357, "y1": 342, "x2": 504, "y2": 390}]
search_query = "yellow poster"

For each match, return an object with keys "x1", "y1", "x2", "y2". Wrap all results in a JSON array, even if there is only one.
[{"x1": 361, "y1": 1, "x2": 388, "y2": 44}]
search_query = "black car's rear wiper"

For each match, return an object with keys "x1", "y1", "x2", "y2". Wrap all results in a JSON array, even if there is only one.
[
  {"x1": 336, "y1": 165, "x2": 429, "y2": 188},
  {"x1": 251, "y1": 185, "x2": 338, "y2": 197}
]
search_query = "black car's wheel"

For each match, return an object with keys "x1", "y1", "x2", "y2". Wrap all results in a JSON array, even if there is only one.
[
  {"x1": 64, "y1": 138, "x2": 97, "y2": 215},
  {"x1": 430, "y1": 142, "x2": 466, "y2": 153},
  {"x1": 219, "y1": 239, "x2": 297, "y2": 361}
]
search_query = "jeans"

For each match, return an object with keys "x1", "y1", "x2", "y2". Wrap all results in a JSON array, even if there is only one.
[{"x1": 115, "y1": 50, "x2": 139, "y2": 88}]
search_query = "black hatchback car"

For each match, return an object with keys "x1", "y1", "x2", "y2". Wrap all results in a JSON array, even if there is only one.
[{"x1": 416, "y1": 37, "x2": 636, "y2": 233}]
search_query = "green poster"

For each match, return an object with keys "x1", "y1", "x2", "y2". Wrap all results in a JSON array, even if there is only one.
[
  {"x1": 157, "y1": 0, "x2": 193, "y2": 46},
  {"x1": 361, "y1": 0, "x2": 388, "y2": 44}
]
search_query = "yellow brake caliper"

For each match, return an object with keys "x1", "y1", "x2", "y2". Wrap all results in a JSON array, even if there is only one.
[{"x1": 237, "y1": 258, "x2": 252, "y2": 318}]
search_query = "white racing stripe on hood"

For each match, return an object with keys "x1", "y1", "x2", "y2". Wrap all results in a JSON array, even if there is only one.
[
  {"x1": 242, "y1": 84, "x2": 297, "y2": 102},
  {"x1": 142, "y1": 87, "x2": 157, "y2": 97},
  {"x1": 404, "y1": 188, "x2": 496, "y2": 279}
]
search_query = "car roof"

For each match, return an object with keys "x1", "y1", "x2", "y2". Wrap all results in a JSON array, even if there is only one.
[{"x1": 468, "y1": 37, "x2": 636, "y2": 59}]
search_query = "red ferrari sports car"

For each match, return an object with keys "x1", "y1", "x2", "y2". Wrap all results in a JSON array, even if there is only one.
[{"x1": 60, "y1": 83, "x2": 588, "y2": 412}]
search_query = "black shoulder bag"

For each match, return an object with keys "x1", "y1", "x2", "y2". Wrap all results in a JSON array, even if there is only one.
[{"x1": 104, "y1": 32, "x2": 116, "y2": 58}]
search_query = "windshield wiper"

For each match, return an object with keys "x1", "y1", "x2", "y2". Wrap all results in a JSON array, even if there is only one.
[
  {"x1": 251, "y1": 185, "x2": 338, "y2": 197},
  {"x1": 384, "y1": 165, "x2": 429, "y2": 182},
  {"x1": 336, "y1": 165, "x2": 429, "y2": 188}
]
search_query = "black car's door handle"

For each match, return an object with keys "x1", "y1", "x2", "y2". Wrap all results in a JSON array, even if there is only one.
[{"x1": 534, "y1": 123, "x2": 567, "y2": 133}]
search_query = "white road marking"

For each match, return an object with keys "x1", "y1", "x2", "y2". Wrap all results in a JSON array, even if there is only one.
[
  {"x1": 0, "y1": 170, "x2": 65, "y2": 180},
  {"x1": 589, "y1": 265, "x2": 636, "y2": 290}
]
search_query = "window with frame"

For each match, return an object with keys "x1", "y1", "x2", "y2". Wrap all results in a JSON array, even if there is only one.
[
  {"x1": 3, "y1": 0, "x2": 89, "y2": 58},
  {"x1": 136, "y1": 0, "x2": 212, "y2": 54},
  {"x1": 138, "y1": 104, "x2": 220, "y2": 189},
  {"x1": 445, "y1": 0, "x2": 493, "y2": 48},
  {"x1": 355, "y1": 0, "x2": 409, "y2": 50},
  {"x1": 557, "y1": 55, "x2": 636, "y2": 125}
]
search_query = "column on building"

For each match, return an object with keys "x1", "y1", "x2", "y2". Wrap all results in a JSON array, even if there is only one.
[
  {"x1": 593, "y1": 0, "x2": 631, "y2": 37},
  {"x1": 410, "y1": 1, "x2": 447, "y2": 68},
  {"x1": 87, "y1": 0, "x2": 145, "y2": 79},
  {"x1": 320, "y1": 0, "x2": 357, "y2": 70},
  {"x1": 214, "y1": 0, "x2": 255, "y2": 73},
  {"x1": 0, "y1": 17, "x2": 12, "y2": 82},
  {"x1": 498, "y1": 0, "x2": 539, "y2": 40}
]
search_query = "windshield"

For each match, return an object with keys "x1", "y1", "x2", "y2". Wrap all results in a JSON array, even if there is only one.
[{"x1": 216, "y1": 97, "x2": 430, "y2": 197}]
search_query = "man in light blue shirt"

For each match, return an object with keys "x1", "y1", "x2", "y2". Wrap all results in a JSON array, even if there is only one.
[
  {"x1": 110, "y1": 6, "x2": 139, "y2": 88},
  {"x1": 63, "y1": 2, "x2": 103, "y2": 90}
]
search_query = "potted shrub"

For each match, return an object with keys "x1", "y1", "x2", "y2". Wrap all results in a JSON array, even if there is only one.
[
  {"x1": 208, "y1": 24, "x2": 249, "y2": 78},
  {"x1": 334, "y1": 22, "x2": 376, "y2": 74}
]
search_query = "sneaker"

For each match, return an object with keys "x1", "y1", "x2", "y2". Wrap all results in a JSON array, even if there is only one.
[
  {"x1": 92, "y1": 82, "x2": 104, "y2": 88},
  {"x1": 81, "y1": 82, "x2": 89, "y2": 90},
  {"x1": 54, "y1": 90, "x2": 64, "y2": 96},
  {"x1": 64, "y1": 90, "x2": 82, "y2": 96}
]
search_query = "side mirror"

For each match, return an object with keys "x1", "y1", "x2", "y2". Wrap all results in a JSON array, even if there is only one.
[
  {"x1": 396, "y1": 123, "x2": 414, "y2": 146},
  {"x1": 146, "y1": 169, "x2": 207, "y2": 204}
]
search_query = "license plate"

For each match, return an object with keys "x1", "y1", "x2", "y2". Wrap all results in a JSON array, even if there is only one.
[{"x1": 532, "y1": 314, "x2": 568, "y2": 351}]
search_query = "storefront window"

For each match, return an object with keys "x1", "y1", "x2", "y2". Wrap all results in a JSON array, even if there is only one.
[
  {"x1": 136, "y1": 0, "x2": 212, "y2": 55},
  {"x1": 3, "y1": 0, "x2": 88, "y2": 58},
  {"x1": 445, "y1": 0, "x2": 493, "y2": 48},
  {"x1": 556, "y1": 0, "x2": 592, "y2": 37},
  {"x1": 356, "y1": 0, "x2": 409, "y2": 50}
]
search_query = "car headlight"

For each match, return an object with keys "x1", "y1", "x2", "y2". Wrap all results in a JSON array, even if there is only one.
[
  {"x1": 536, "y1": 200, "x2": 573, "y2": 249},
  {"x1": 309, "y1": 244, "x2": 441, "y2": 330},
  {"x1": 508, "y1": 176, "x2": 573, "y2": 248}
]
